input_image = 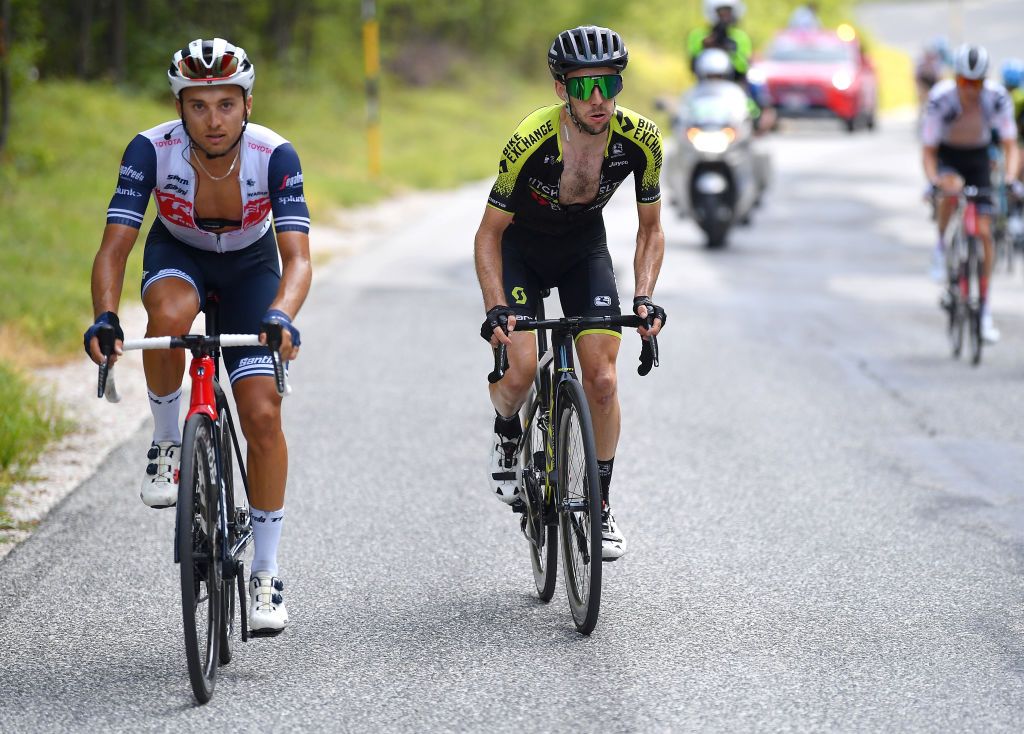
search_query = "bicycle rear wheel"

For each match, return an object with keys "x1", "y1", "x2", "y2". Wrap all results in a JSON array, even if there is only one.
[
  {"x1": 178, "y1": 413, "x2": 222, "y2": 703},
  {"x1": 521, "y1": 389, "x2": 557, "y2": 602},
  {"x1": 555, "y1": 380, "x2": 603, "y2": 634}
]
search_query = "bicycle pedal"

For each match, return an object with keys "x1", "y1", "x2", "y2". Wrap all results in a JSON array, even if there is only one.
[{"x1": 510, "y1": 498, "x2": 527, "y2": 514}]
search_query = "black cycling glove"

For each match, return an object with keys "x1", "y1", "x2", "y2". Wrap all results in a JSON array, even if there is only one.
[
  {"x1": 260, "y1": 309, "x2": 301, "y2": 348},
  {"x1": 83, "y1": 311, "x2": 124, "y2": 357},
  {"x1": 633, "y1": 296, "x2": 667, "y2": 327},
  {"x1": 480, "y1": 305, "x2": 514, "y2": 342}
]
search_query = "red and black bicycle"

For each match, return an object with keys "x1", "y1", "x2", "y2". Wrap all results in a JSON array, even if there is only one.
[{"x1": 95, "y1": 301, "x2": 288, "y2": 703}]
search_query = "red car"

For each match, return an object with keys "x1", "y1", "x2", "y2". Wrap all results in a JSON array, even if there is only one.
[{"x1": 749, "y1": 26, "x2": 878, "y2": 132}]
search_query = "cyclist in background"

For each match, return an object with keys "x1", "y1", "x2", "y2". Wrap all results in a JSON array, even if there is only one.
[
  {"x1": 921, "y1": 44, "x2": 1019, "y2": 343},
  {"x1": 475, "y1": 26, "x2": 666, "y2": 561},
  {"x1": 915, "y1": 37, "x2": 949, "y2": 111},
  {"x1": 687, "y1": 1, "x2": 752, "y2": 85},
  {"x1": 84, "y1": 38, "x2": 312, "y2": 633},
  {"x1": 1002, "y1": 59, "x2": 1024, "y2": 173}
]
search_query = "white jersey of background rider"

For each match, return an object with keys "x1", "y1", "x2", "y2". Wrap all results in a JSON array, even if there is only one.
[
  {"x1": 106, "y1": 120, "x2": 310, "y2": 253},
  {"x1": 921, "y1": 78, "x2": 1017, "y2": 148}
]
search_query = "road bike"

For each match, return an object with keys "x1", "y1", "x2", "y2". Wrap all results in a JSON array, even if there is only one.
[
  {"x1": 95, "y1": 298, "x2": 289, "y2": 703},
  {"x1": 938, "y1": 185, "x2": 992, "y2": 366},
  {"x1": 488, "y1": 292, "x2": 659, "y2": 634}
]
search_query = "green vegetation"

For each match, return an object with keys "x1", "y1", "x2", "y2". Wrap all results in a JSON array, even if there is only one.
[{"x1": 0, "y1": 362, "x2": 71, "y2": 529}]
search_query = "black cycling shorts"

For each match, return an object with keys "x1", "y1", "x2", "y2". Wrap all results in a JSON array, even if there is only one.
[
  {"x1": 141, "y1": 219, "x2": 281, "y2": 384},
  {"x1": 937, "y1": 144, "x2": 993, "y2": 213},
  {"x1": 501, "y1": 219, "x2": 622, "y2": 338}
]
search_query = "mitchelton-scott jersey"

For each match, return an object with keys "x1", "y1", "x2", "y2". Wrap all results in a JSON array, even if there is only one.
[
  {"x1": 107, "y1": 120, "x2": 310, "y2": 252},
  {"x1": 487, "y1": 104, "x2": 663, "y2": 234}
]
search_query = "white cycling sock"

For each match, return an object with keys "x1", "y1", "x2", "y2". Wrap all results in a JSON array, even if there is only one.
[
  {"x1": 148, "y1": 388, "x2": 182, "y2": 444},
  {"x1": 251, "y1": 508, "x2": 285, "y2": 576}
]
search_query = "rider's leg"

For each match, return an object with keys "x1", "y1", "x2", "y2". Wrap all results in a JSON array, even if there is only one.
[
  {"x1": 233, "y1": 377, "x2": 286, "y2": 513},
  {"x1": 488, "y1": 331, "x2": 538, "y2": 418},
  {"x1": 575, "y1": 333, "x2": 622, "y2": 463},
  {"x1": 142, "y1": 278, "x2": 201, "y2": 431}
]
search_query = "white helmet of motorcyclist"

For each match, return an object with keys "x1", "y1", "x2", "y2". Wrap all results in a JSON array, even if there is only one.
[
  {"x1": 695, "y1": 49, "x2": 734, "y2": 80},
  {"x1": 703, "y1": 0, "x2": 745, "y2": 24}
]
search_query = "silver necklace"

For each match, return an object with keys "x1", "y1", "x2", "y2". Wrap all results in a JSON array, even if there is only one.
[{"x1": 191, "y1": 145, "x2": 240, "y2": 181}]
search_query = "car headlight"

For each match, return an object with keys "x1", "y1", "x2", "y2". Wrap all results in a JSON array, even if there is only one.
[
  {"x1": 686, "y1": 127, "x2": 735, "y2": 154},
  {"x1": 832, "y1": 70, "x2": 853, "y2": 91}
]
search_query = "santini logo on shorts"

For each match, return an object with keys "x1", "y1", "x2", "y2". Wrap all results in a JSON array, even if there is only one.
[
  {"x1": 594, "y1": 296, "x2": 612, "y2": 307},
  {"x1": 238, "y1": 356, "x2": 273, "y2": 367}
]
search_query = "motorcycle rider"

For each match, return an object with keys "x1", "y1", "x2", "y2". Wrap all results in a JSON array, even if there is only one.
[{"x1": 687, "y1": 1, "x2": 752, "y2": 84}]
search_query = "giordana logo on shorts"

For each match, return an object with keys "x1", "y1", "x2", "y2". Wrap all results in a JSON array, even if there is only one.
[
  {"x1": 594, "y1": 295, "x2": 612, "y2": 307},
  {"x1": 238, "y1": 355, "x2": 273, "y2": 367}
]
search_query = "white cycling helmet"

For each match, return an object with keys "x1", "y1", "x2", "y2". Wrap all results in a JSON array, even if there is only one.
[
  {"x1": 704, "y1": 0, "x2": 745, "y2": 23},
  {"x1": 953, "y1": 43, "x2": 988, "y2": 80},
  {"x1": 168, "y1": 38, "x2": 255, "y2": 98},
  {"x1": 695, "y1": 49, "x2": 733, "y2": 80}
]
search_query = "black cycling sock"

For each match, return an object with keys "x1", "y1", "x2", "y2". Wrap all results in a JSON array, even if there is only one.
[
  {"x1": 494, "y1": 411, "x2": 522, "y2": 441},
  {"x1": 598, "y1": 458, "x2": 614, "y2": 507}
]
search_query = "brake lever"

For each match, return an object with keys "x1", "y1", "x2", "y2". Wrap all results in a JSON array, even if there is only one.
[{"x1": 488, "y1": 343, "x2": 509, "y2": 384}]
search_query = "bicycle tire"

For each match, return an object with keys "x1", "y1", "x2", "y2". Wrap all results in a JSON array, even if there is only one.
[
  {"x1": 178, "y1": 413, "x2": 222, "y2": 703},
  {"x1": 521, "y1": 388, "x2": 557, "y2": 602},
  {"x1": 967, "y1": 237, "x2": 983, "y2": 366},
  {"x1": 555, "y1": 379, "x2": 603, "y2": 635},
  {"x1": 948, "y1": 299, "x2": 964, "y2": 358},
  {"x1": 217, "y1": 409, "x2": 237, "y2": 665}
]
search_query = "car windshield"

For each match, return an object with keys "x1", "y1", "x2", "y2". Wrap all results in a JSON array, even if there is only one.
[
  {"x1": 768, "y1": 38, "x2": 854, "y2": 64},
  {"x1": 682, "y1": 84, "x2": 749, "y2": 125}
]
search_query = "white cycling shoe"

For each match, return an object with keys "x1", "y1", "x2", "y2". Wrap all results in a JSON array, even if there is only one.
[
  {"x1": 982, "y1": 313, "x2": 1001, "y2": 344},
  {"x1": 488, "y1": 432, "x2": 523, "y2": 505},
  {"x1": 601, "y1": 507, "x2": 627, "y2": 562},
  {"x1": 248, "y1": 572, "x2": 288, "y2": 633},
  {"x1": 141, "y1": 441, "x2": 179, "y2": 509}
]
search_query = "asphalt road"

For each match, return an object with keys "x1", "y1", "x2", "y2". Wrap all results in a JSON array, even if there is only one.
[
  {"x1": 4, "y1": 24, "x2": 1024, "y2": 734},
  {"x1": 857, "y1": 0, "x2": 1022, "y2": 70}
]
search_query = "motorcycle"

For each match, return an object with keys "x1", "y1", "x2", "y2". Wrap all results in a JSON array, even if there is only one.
[{"x1": 662, "y1": 80, "x2": 770, "y2": 248}]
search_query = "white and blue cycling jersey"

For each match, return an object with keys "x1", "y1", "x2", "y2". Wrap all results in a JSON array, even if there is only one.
[{"x1": 107, "y1": 120, "x2": 310, "y2": 252}]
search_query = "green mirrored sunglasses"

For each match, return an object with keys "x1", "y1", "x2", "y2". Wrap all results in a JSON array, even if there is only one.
[{"x1": 565, "y1": 74, "x2": 624, "y2": 101}]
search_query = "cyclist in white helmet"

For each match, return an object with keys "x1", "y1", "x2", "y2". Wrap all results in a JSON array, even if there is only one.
[
  {"x1": 84, "y1": 38, "x2": 312, "y2": 633},
  {"x1": 921, "y1": 43, "x2": 1019, "y2": 343}
]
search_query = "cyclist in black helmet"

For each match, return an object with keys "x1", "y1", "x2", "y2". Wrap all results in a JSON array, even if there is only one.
[{"x1": 475, "y1": 25, "x2": 666, "y2": 561}]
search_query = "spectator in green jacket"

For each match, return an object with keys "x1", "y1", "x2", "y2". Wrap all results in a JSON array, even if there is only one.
[{"x1": 687, "y1": 1, "x2": 753, "y2": 82}]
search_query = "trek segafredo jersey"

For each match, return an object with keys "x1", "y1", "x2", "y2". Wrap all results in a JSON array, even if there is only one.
[
  {"x1": 487, "y1": 104, "x2": 662, "y2": 234},
  {"x1": 107, "y1": 121, "x2": 310, "y2": 252}
]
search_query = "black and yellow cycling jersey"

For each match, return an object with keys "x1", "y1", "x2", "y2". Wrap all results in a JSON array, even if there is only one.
[{"x1": 487, "y1": 103, "x2": 663, "y2": 235}]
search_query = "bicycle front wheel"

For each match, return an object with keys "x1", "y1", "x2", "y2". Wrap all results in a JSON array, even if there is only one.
[
  {"x1": 967, "y1": 237, "x2": 983, "y2": 366},
  {"x1": 217, "y1": 409, "x2": 238, "y2": 665},
  {"x1": 555, "y1": 380, "x2": 603, "y2": 635},
  {"x1": 521, "y1": 389, "x2": 556, "y2": 602},
  {"x1": 178, "y1": 414, "x2": 223, "y2": 703}
]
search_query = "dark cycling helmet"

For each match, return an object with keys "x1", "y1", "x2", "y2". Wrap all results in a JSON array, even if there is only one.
[
  {"x1": 953, "y1": 43, "x2": 989, "y2": 81},
  {"x1": 548, "y1": 26, "x2": 628, "y2": 80}
]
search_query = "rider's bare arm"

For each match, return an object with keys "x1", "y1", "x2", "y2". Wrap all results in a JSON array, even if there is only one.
[
  {"x1": 87, "y1": 223, "x2": 140, "y2": 364},
  {"x1": 474, "y1": 207, "x2": 514, "y2": 311},
  {"x1": 266, "y1": 230, "x2": 312, "y2": 361},
  {"x1": 1004, "y1": 136, "x2": 1021, "y2": 183},
  {"x1": 633, "y1": 201, "x2": 665, "y2": 337}
]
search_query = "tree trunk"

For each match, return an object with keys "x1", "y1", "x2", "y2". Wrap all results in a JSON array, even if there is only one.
[
  {"x1": 0, "y1": 0, "x2": 10, "y2": 153},
  {"x1": 78, "y1": 0, "x2": 93, "y2": 79},
  {"x1": 112, "y1": 0, "x2": 125, "y2": 83}
]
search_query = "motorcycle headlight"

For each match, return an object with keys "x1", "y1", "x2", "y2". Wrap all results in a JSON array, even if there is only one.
[
  {"x1": 686, "y1": 127, "x2": 735, "y2": 154},
  {"x1": 832, "y1": 70, "x2": 853, "y2": 91}
]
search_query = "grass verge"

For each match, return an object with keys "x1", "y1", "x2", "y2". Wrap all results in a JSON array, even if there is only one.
[{"x1": 0, "y1": 363, "x2": 73, "y2": 533}]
